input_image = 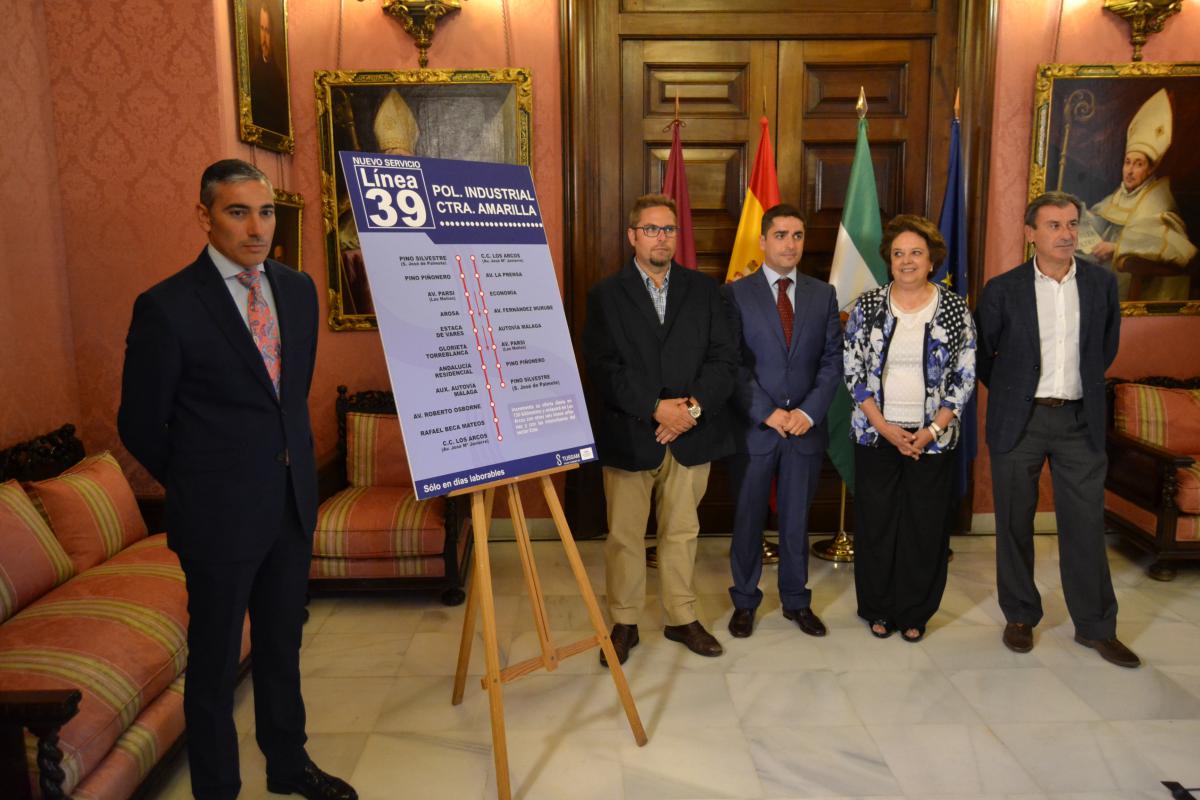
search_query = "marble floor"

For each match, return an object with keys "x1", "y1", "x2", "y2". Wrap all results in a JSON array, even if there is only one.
[{"x1": 153, "y1": 534, "x2": 1200, "y2": 800}]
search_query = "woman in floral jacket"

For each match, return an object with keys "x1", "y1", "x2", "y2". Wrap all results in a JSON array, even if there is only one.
[{"x1": 843, "y1": 214, "x2": 976, "y2": 642}]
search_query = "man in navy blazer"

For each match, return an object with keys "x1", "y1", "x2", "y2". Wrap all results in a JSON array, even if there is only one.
[
  {"x1": 119, "y1": 160, "x2": 357, "y2": 798},
  {"x1": 977, "y1": 191, "x2": 1139, "y2": 668},
  {"x1": 723, "y1": 204, "x2": 842, "y2": 639}
]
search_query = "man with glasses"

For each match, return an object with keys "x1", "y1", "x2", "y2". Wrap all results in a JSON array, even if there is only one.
[{"x1": 583, "y1": 193, "x2": 738, "y2": 665}]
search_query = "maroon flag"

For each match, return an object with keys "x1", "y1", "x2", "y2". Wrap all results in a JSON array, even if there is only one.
[{"x1": 661, "y1": 120, "x2": 697, "y2": 269}]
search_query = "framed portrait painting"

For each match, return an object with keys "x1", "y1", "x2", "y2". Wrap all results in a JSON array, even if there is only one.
[
  {"x1": 233, "y1": 0, "x2": 294, "y2": 153},
  {"x1": 315, "y1": 68, "x2": 533, "y2": 330},
  {"x1": 1028, "y1": 63, "x2": 1200, "y2": 315},
  {"x1": 270, "y1": 189, "x2": 303, "y2": 271}
]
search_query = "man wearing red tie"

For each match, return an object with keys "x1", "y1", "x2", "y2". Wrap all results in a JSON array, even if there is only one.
[
  {"x1": 722, "y1": 204, "x2": 843, "y2": 639},
  {"x1": 119, "y1": 160, "x2": 356, "y2": 800}
]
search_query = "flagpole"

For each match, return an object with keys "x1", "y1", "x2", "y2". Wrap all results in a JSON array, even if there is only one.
[{"x1": 812, "y1": 87, "x2": 870, "y2": 564}]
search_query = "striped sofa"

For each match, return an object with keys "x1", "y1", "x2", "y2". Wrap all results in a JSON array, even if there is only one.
[
  {"x1": 1105, "y1": 377, "x2": 1200, "y2": 581},
  {"x1": 309, "y1": 387, "x2": 470, "y2": 605},
  {"x1": 0, "y1": 425, "x2": 249, "y2": 799}
]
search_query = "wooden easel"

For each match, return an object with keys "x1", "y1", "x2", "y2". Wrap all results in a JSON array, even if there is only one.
[{"x1": 450, "y1": 465, "x2": 647, "y2": 800}]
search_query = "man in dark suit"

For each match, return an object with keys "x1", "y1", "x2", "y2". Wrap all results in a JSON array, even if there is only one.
[
  {"x1": 722, "y1": 204, "x2": 842, "y2": 639},
  {"x1": 118, "y1": 160, "x2": 358, "y2": 799},
  {"x1": 977, "y1": 191, "x2": 1139, "y2": 668},
  {"x1": 583, "y1": 193, "x2": 738, "y2": 665}
]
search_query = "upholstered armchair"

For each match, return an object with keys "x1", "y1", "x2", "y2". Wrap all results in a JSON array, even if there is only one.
[
  {"x1": 309, "y1": 386, "x2": 470, "y2": 604},
  {"x1": 1104, "y1": 377, "x2": 1200, "y2": 581}
]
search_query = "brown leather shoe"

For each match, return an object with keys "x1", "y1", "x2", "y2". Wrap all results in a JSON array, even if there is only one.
[
  {"x1": 1074, "y1": 634, "x2": 1141, "y2": 668},
  {"x1": 664, "y1": 620, "x2": 724, "y2": 656},
  {"x1": 729, "y1": 608, "x2": 755, "y2": 638},
  {"x1": 1002, "y1": 622, "x2": 1034, "y2": 653},
  {"x1": 783, "y1": 607, "x2": 827, "y2": 637},
  {"x1": 599, "y1": 623, "x2": 639, "y2": 667}
]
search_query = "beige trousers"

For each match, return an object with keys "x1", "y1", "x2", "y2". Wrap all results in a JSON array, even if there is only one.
[{"x1": 603, "y1": 450, "x2": 711, "y2": 626}]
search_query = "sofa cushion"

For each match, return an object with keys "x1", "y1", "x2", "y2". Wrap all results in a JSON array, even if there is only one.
[
  {"x1": 68, "y1": 674, "x2": 186, "y2": 800},
  {"x1": 346, "y1": 412, "x2": 411, "y2": 488},
  {"x1": 0, "y1": 535, "x2": 186, "y2": 797},
  {"x1": 1176, "y1": 459, "x2": 1200, "y2": 515},
  {"x1": 314, "y1": 486, "x2": 445, "y2": 558},
  {"x1": 1113, "y1": 384, "x2": 1200, "y2": 452},
  {"x1": 0, "y1": 481, "x2": 75, "y2": 623},
  {"x1": 26, "y1": 451, "x2": 148, "y2": 573}
]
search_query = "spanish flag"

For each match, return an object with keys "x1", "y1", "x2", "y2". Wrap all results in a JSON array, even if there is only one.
[{"x1": 724, "y1": 116, "x2": 781, "y2": 282}]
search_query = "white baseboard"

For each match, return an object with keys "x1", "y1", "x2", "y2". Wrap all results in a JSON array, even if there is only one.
[{"x1": 969, "y1": 512, "x2": 1059, "y2": 535}]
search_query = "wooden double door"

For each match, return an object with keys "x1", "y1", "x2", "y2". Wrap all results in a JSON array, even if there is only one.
[{"x1": 563, "y1": 1, "x2": 993, "y2": 536}]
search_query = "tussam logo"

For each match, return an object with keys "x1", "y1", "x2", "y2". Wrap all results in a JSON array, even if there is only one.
[{"x1": 556, "y1": 450, "x2": 584, "y2": 466}]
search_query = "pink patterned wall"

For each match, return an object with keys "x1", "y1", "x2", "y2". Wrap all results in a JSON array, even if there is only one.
[
  {"x1": 0, "y1": 2, "x2": 80, "y2": 448},
  {"x1": 7, "y1": 0, "x2": 563, "y2": 512},
  {"x1": 974, "y1": 0, "x2": 1200, "y2": 514},
  {"x1": 34, "y1": 0, "x2": 224, "y2": 486}
]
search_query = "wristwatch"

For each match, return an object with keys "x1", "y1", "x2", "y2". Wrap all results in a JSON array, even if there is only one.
[{"x1": 686, "y1": 400, "x2": 702, "y2": 419}]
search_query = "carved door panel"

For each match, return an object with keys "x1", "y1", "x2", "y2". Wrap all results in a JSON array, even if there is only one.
[
  {"x1": 620, "y1": 40, "x2": 778, "y2": 285},
  {"x1": 776, "y1": 39, "x2": 931, "y2": 280},
  {"x1": 563, "y1": 1, "x2": 990, "y2": 537}
]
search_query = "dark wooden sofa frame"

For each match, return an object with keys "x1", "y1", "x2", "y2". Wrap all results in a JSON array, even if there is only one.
[{"x1": 1105, "y1": 376, "x2": 1200, "y2": 581}]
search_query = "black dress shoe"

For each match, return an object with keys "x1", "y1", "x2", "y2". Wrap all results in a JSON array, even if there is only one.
[
  {"x1": 783, "y1": 607, "x2": 827, "y2": 637},
  {"x1": 664, "y1": 620, "x2": 724, "y2": 656},
  {"x1": 1002, "y1": 622, "x2": 1034, "y2": 653},
  {"x1": 1074, "y1": 634, "x2": 1141, "y2": 668},
  {"x1": 600, "y1": 623, "x2": 639, "y2": 667},
  {"x1": 267, "y1": 760, "x2": 357, "y2": 800},
  {"x1": 729, "y1": 608, "x2": 755, "y2": 638}
]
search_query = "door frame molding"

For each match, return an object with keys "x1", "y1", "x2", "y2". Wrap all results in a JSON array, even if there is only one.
[{"x1": 559, "y1": 0, "x2": 999, "y2": 534}]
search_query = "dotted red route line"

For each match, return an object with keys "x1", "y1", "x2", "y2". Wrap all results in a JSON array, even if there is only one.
[
  {"x1": 456, "y1": 255, "x2": 503, "y2": 442},
  {"x1": 471, "y1": 256, "x2": 508, "y2": 389}
]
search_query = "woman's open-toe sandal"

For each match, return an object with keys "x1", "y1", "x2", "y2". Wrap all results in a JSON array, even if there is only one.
[
  {"x1": 901, "y1": 626, "x2": 925, "y2": 643},
  {"x1": 869, "y1": 619, "x2": 894, "y2": 639}
]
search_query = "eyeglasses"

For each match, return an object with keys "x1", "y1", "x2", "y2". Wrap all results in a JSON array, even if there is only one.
[{"x1": 631, "y1": 224, "x2": 678, "y2": 238}]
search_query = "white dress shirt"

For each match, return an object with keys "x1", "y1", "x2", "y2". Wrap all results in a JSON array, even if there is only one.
[
  {"x1": 759, "y1": 263, "x2": 796, "y2": 307},
  {"x1": 209, "y1": 244, "x2": 281, "y2": 340},
  {"x1": 1032, "y1": 256, "x2": 1082, "y2": 400}
]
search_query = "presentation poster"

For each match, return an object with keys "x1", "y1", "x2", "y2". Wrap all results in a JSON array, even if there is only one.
[{"x1": 339, "y1": 151, "x2": 597, "y2": 499}]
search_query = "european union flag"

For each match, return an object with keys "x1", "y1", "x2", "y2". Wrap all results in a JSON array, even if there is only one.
[{"x1": 935, "y1": 116, "x2": 976, "y2": 499}]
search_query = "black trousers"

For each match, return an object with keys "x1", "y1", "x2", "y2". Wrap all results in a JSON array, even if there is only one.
[
  {"x1": 991, "y1": 402, "x2": 1117, "y2": 640},
  {"x1": 179, "y1": 491, "x2": 312, "y2": 800},
  {"x1": 853, "y1": 441, "x2": 954, "y2": 630}
]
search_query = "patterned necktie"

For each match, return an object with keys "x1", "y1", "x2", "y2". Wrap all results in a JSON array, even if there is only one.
[
  {"x1": 235, "y1": 267, "x2": 281, "y2": 395},
  {"x1": 776, "y1": 276, "x2": 794, "y2": 348}
]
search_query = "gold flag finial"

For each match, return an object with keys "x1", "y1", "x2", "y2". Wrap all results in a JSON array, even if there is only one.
[
  {"x1": 954, "y1": 88, "x2": 961, "y2": 121},
  {"x1": 856, "y1": 87, "x2": 867, "y2": 120}
]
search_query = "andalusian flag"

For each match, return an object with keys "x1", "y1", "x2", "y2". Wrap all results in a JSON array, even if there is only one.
[
  {"x1": 724, "y1": 116, "x2": 781, "y2": 282},
  {"x1": 662, "y1": 119, "x2": 698, "y2": 269},
  {"x1": 826, "y1": 104, "x2": 888, "y2": 492}
]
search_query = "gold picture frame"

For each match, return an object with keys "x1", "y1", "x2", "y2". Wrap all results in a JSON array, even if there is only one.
[
  {"x1": 233, "y1": 0, "x2": 294, "y2": 154},
  {"x1": 315, "y1": 68, "x2": 533, "y2": 331},
  {"x1": 1028, "y1": 62, "x2": 1200, "y2": 316},
  {"x1": 271, "y1": 189, "x2": 303, "y2": 271}
]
